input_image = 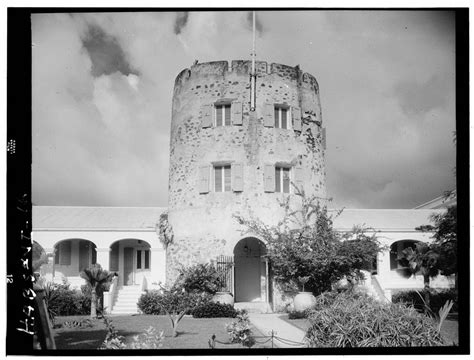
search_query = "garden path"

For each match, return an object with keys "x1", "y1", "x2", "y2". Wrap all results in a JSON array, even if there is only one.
[{"x1": 248, "y1": 313, "x2": 308, "y2": 348}]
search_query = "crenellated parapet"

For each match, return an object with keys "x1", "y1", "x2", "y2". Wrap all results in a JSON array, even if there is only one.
[{"x1": 174, "y1": 60, "x2": 319, "y2": 95}]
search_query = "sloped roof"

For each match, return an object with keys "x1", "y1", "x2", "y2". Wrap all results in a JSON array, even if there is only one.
[
  {"x1": 33, "y1": 206, "x2": 166, "y2": 230},
  {"x1": 331, "y1": 208, "x2": 442, "y2": 231}
]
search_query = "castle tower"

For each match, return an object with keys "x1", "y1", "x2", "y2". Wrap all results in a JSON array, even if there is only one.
[{"x1": 167, "y1": 60, "x2": 326, "y2": 305}]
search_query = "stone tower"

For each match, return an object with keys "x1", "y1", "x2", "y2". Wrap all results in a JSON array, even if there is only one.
[{"x1": 167, "y1": 60, "x2": 326, "y2": 305}]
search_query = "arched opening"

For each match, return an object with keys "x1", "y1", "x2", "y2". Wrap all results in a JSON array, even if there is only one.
[
  {"x1": 390, "y1": 240, "x2": 421, "y2": 278},
  {"x1": 53, "y1": 239, "x2": 97, "y2": 277},
  {"x1": 109, "y1": 239, "x2": 151, "y2": 287},
  {"x1": 233, "y1": 237, "x2": 268, "y2": 303}
]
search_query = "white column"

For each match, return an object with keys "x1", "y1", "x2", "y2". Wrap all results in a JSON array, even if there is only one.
[
  {"x1": 41, "y1": 247, "x2": 56, "y2": 282},
  {"x1": 150, "y1": 248, "x2": 166, "y2": 285},
  {"x1": 96, "y1": 248, "x2": 111, "y2": 270}
]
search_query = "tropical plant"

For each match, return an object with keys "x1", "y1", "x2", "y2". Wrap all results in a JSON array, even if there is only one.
[
  {"x1": 157, "y1": 212, "x2": 174, "y2": 249},
  {"x1": 399, "y1": 242, "x2": 440, "y2": 311},
  {"x1": 416, "y1": 204, "x2": 457, "y2": 289},
  {"x1": 305, "y1": 291, "x2": 445, "y2": 347},
  {"x1": 80, "y1": 264, "x2": 116, "y2": 318},
  {"x1": 32, "y1": 241, "x2": 49, "y2": 274},
  {"x1": 175, "y1": 263, "x2": 225, "y2": 294},
  {"x1": 226, "y1": 310, "x2": 256, "y2": 348},
  {"x1": 235, "y1": 187, "x2": 382, "y2": 295}
]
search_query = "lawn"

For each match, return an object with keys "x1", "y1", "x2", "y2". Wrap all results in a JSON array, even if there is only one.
[
  {"x1": 279, "y1": 313, "x2": 459, "y2": 346},
  {"x1": 53, "y1": 314, "x2": 267, "y2": 350}
]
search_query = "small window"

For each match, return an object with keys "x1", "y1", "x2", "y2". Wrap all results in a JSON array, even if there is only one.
[
  {"x1": 215, "y1": 104, "x2": 231, "y2": 127},
  {"x1": 275, "y1": 166, "x2": 291, "y2": 193},
  {"x1": 214, "y1": 165, "x2": 232, "y2": 192},
  {"x1": 274, "y1": 106, "x2": 290, "y2": 129}
]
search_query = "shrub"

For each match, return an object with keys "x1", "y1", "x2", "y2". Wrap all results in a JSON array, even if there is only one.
[
  {"x1": 175, "y1": 263, "x2": 225, "y2": 294},
  {"x1": 288, "y1": 310, "x2": 307, "y2": 319},
  {"x1": 192, "y1": 302, "x2": 238, "y2": 318},
  {"x1": 306, "y1": 291, "x2": 445, "y2": 347},
  {"x1": 392, "y1": 289, "x2": 458, "y2": 314},
  {"x1": 44, "y1": 283, "x2": 91, "y2": 320},
  {"x1": 138, "y1": 290, "x2": 212, "y2": 315},
  {"x1": 226, "y1": 310, "x2": 255, "y2": 348}
]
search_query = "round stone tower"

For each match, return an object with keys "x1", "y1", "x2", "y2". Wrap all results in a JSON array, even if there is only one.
[{"x1": 167, "y1": 60, "x2": 326, "y2": 305}]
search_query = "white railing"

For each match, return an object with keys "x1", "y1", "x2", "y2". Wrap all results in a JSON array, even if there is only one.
[
  {"x1": 103, "y1": 276, "x2": 118, "y2": 314},
  {"x1": 371, "y1": 275, "x2": 391, "y2": 303},
  {"x1": 140, "y1": 276, "x2": 148, "y2": 292}
]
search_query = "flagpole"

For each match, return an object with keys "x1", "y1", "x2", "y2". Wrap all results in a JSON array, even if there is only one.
[{"x1": 250, "y1": 11, "x2": 256, "y2": 112}]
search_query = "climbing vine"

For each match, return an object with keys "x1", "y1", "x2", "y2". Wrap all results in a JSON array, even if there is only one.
[{"x1": 157, "y1": 212, "x2": 174, "y2": 249}]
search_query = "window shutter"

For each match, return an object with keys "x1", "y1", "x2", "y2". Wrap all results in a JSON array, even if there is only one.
[
  {"x1": 292, "y1": 107, "x2": 301, "y2": 132},
  {"x1": 232, "y1": 163, "x2": 243, "y2": 192},
  {"x1": 199, "y1": 165, "x2": 210, "y2": 193},
  {"x1": 294, "y1": 166, "x2": 304, "y2": 194},
  {"x1": 232, "y1": 101, "x2": 243, "y2": 125},
  {"x1": 201, "y1": 104, "x2": 213, "y2": 128},
  {"x1": 322, "y1": 127, "x2": 326, "y2": 149},
  {"x1": 264, "y1": 164, "x2": 275, "y2": 192},
  {"x1": 264, "y1": 103, "x2": 274, "y2": 127},
  {"x1": 60, "y1": 241, "x2": 71, "y2": 265}
]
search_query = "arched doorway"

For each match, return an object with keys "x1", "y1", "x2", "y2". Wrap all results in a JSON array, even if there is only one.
[
  {"x1": 390, "y1": 240, "x2": 421, "y2": 278},
  {"x1": 53, "y1": 239, "x2": 97, "y2": 277},
  {"x1": 109, "y1": 239, "x2": 151, "y2": 286},
  {"x1": 233, "y1": 237, "x2": 268, "y2": 302}
]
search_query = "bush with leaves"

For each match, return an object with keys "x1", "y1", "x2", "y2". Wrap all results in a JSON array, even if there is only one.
[
  {"x1": 305, "y1": 291, "x2": 445, "y2": 347},
  {"x1": 175, "y1": 263, "x2": 225, "y2": 294},
  {"x1": 226, "y1": 310, "x2": 256, "y2": 348},
  {"x1": 138, "y1": 289, "x2": 212, "y2": 315},
  {"x1": 392, "y1": 289, "x2": 458, "y2": 314},
  {"x1": 43, "y1": 282, "x2": 91, "y2": 322},
  {"x1": 235, "y1": 188, "x2": 382, "y2": 295},
  {"x1": 192, "y1": 302, "x2": 238, "y2": 318}
]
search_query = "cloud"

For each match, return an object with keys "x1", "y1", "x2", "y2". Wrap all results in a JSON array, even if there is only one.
[
  {"x1": 174, "y1": 12, "x2": 189, "y2": 34},
  {"x1": 245, "y1": 11, "x2": 264, "y2": 35},
  {"x1": 81, "y1": 24, "x2": 138, "y2": 77},
  {"x1": 393, "y1": 75, "x2": 449, "y2": 115}
]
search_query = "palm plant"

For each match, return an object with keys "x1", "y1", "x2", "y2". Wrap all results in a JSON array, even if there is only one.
[
  {"x1": 80, "y1": 264, "x2": 115, "y2": 318},
  {"x1": 400, "y1": 242, "x2": 440, "y2": 311}
]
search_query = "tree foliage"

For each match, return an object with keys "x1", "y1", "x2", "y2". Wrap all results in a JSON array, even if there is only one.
[
  {"x1": 234, "y1": 189, "x2": 382, "y2": 295},
  {"x1": 80, "y1": 264, "x2": 116, "y2": 318}
]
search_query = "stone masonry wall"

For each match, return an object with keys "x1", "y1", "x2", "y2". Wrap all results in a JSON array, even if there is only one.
[{"x1": 167, "y1": 60, "x2": 327, "y2": 284}]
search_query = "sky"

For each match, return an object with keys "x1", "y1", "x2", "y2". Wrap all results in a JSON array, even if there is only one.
[{"x1": 31, "y1": 10, "x2": 456, "y2": 209}]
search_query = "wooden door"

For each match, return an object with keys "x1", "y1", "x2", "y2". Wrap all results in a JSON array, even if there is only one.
[{"x1": 123, "y1": 247, "x2": 134, "y2": 285}]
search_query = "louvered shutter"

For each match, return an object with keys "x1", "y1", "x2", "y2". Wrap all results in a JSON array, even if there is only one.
[
  {"x1": 264, "y1": 103, "x2": 274, "y2": 127},
  {"x1": 264, "y1": 164, "x2": 275, "y2": 192},
  {"x1": 292, "y1": 107, "x2": 301, "y2": 132},
  {"x1": 322, "y1": 127, "x2": 326, "y2": 149},
  {"x1": 294, "y1": 166, "x2": 304, "y2": 194},
  {"x1": 232, "y1": 163, "x2": 243, "y2": 192},
  {"x1": 201, "y1": 104, "x2": 213, "y2": 128},
  {"x1": 232, "y1": 101, "x2": 243, "y2": 125},
  {"x1": 60, "y1": 241, "x2": 71, "y2": 265},
  {"x1": 199, "y1": 165, "x2": 210, "y2": 194}
]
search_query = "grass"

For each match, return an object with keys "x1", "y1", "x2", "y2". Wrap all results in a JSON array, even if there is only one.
[
  {"x1": 279, "y1": 313, "x2": 459, "y2": 346},
  {"x1": 53, "y1": 314, "x2": 267, "y2": 350}
]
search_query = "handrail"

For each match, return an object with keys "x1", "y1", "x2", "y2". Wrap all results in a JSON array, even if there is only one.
[
  {"x1": 104, "y1": 275, "x2": 118, "y2": 314},
  {"x1": 371, "y1": 275, "x2": 391, "y2": 303}
]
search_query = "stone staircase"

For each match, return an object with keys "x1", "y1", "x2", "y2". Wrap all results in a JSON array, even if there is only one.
[
  {"x1": 110, "y1": 285, "x2": 144, "y2": 314},
  {"x1": 234, "y1": 302, "x2": 273, "y2": 313}
]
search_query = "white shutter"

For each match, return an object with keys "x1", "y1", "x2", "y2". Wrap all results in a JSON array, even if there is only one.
[
  {"x1": 263, "y1": 103, "x2": 274, "y2": 127},
  {"x1": 292, "y1": 107, "x2": 301, "y2": 132},
  {"x1": 232, "y1": 163, "x2": 243, "y2": 192},
  {"x1": 201, "y1": 104, "x2": 213, "y2": 128},
  {"x1": 264, "y1": 164, "x2": 275, "y2": 192},
  {"x1": 232, "y1": 101, "x2": 243, "y2": 125},
  {"x1": 199, "y1": 165, "x2": 210, "y2": 194}
]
